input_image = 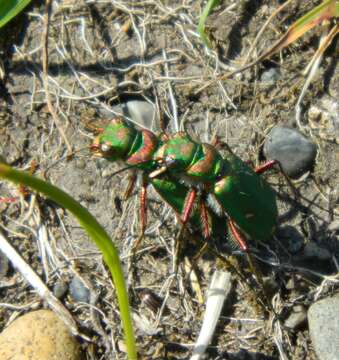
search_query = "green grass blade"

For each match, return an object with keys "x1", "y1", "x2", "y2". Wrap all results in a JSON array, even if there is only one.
[
  {"x1": 0, "y1": 162, "x2": 137, "y2": 360},
  {"x1": 198, "y1": 0, "x2": 221, "y2": 48},
  {"x1": 279, "y1": 0, "x2": 337, "y2": 48},
  {"x1": 221, "y1": 0, "x2": 338, "y2": 78},
  {"x1": 0, "y1": 0, "x2": 31, "y2": 28}
]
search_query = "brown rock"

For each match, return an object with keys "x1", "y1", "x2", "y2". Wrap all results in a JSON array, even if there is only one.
[{"x1": 0, "y1": 309, "x2": 82, "y2": 360}]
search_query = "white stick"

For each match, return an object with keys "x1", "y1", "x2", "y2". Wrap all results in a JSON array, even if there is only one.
[
  {"x1": 0, "y1": 230, "x2": 83, "y2": 338},
  {"x1": 190, "y1": 270, "x2": 232, "y2": 360}
]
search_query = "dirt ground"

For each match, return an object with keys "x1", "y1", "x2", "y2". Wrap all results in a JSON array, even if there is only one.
[{"x1": 0, "y1": 1, "x2": 338, "y2": 359}]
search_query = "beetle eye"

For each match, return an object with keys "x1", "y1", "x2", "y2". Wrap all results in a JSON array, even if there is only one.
[
  {"x1": 100, "y1": 143, "x2": 111, "y2": 153},
  {"x1": 165, "y1": 155, "x2": 176, "y2": 167}
]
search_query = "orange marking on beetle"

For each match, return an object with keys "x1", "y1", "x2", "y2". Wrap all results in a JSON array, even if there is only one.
[
  {"x1": 178, "y1": 142, "x2": 196, "y2": 157},
  {"x1": 188, "y1": 144, "x2": 218, "y2": 175},
  {"x1": 127, "y1": 130, "x2": 158, "y2": 165},
  {"x1": 116, "y1": 127, "x2": 130, "y2": 141}
]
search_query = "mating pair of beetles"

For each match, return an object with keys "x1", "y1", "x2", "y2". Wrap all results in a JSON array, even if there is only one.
[{"x1": 91, "y1": 118, "x2": 280, "y2": 274}]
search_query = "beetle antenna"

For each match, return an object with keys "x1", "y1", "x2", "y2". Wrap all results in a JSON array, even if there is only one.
[
  {"x1": 110, "y1": 164, "x2": 140, "y2": 176},
  {"x1": 43, "y1": 146, "x2": 91, "y2": 176},
  {"x1": 103, "y1": 158, "x2": 156, "y2": 185},
  {"x1": 103, "y1": 164, "x2": 141, "y2": 186}
]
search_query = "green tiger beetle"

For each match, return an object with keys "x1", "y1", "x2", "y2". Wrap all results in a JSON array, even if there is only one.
[
  {"x1": 90, "y1": 117, "x2": 284, "y2": 300},
  {"x1": 90, "y1": 118, "x2": 210, "y2": 243}
]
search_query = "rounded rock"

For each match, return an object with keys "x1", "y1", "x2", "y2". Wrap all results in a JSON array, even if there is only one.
[
  {"x1": 70, "y1": 276, "x2": 91, "y2": 303},
  {"x1": 53, "y1": 279, "x2": 69, "y2": 299},
  {"x1": 75, "y1": 159, "x2": 86, "y2": 170},
  {"x1": 125, "y1": 99, "x2": 156, "y2": 131},
  {"x1": 276, "y1": 226, "x2": 304, "y2": 254},
  {"x1": 263, "y1": 126, "x2": 317, "y2": 178},
  {"x1": 302, "y1": 242, "x2": 331, "y2": 261},
  {"x1": 0, "y1": 310, "x2": 82, "y2": 360},
  {"x1": 308, "y1": 294, "x2": 339, "y2": 360}
]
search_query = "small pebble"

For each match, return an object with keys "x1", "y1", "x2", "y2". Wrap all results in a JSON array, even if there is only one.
[
  {"x1": 53, "y1": 279, "x2": 68, "y2": 299},
  {"x1": 260, "y1": 67, "x2": 281, "y2": 84},
  {"x1": 75, "y1": 159, "x2": 86, "y2": 170},
  {"x1": 308, "y1": 294, "x2": 339, "y2": 360},
  {"x1": 101, "y1": 167, "x2": 117, "y2": 178},
  {"x1": 276, "y1": 226, "x2": 304, "y2": 254},
  {"x1": 69, "y1": 276, "x2": 91, "y2": 303},
  {"x1": 124, "y1": 99, "x2": 156, "y2": 131},
  {"x1": 263, "y1": 126, "x2": 317, "y2": 178},
  {"x1": 302, "y1": 242, "x2": 331, "y2": 261},
  {"x1": 0, "y1": 310, "x2": 82, "y2": 360},
  {"x1": 0, "y1": 250, "x2": 9, "y2": 278},
  {"x1": 284, "y1": 305, "x2": 307, "y2": 330}
]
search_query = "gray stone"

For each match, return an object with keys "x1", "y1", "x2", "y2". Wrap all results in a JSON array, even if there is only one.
[
  {"x1": 260, "y1": 67, "x2": 281, "y2": 84},
  {"x1": 124, "y1": 99, "x2": 157, "y2": 131},
  {"x1": 277, "y1": 226, "x2": 304, "y2": 254},
  {"x1": 263, "y1": 126, "x2": 317, "y2": 178},
  {"x1": 53, "y1": 279, "x2": 68, "y2": 299},
  {"x1": 69, "y1": 276, "x2": 90, "y2": 303},
  {"x1": 302, "y1": 242, "x2": 331, "y2": 261},
  {"x1": 308, "y1": 294, "x2": 339, "y2": 360}
]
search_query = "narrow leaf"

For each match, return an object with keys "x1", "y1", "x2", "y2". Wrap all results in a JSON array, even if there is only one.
[
  {"x1": 198, "y1": 0, "x2": 221, "y2": 48},
  {"x1": 219, "y1": 0, "x2": 338, "y2": 81},
  {"x1": 0, "y1": 0, "x2": 31, "y2": 28},
  {"x1": 255, "y1": 0, "x2": 337, "y2": 64}
]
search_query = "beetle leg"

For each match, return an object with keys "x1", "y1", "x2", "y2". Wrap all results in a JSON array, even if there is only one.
[
  {"x1": 228, "y1": 219, "x2": 249, "y2": 252},
  {"x1": 189, "y1": 192, "x2": 211, "y2": 263},
  {"x1": 123, "y1": 171, "x2": 137, "y2": 200},
  {"x1": 199, "y1": 193, "x2": 211, "y2": 239},
  {"x1": 173, "y1": 188, "x2": 198, "y2": 272},
  {"x1": 132, "y1": 175, "x2": 148, "y2": 251},
  {"x1": 139, "y1": 178, "x2": 148, "y2": 239},
  {"x1": 0, "y1": 196, "x2": 19, "y2": 203},
  {"x1": 254, "y1": 159, "x2": 276, "y2": 174},
  {"x1": 228, "y1": 219, "x2": 271, "y2": 306},
  {"x1": 182, "y1": 188, "x2": 197, "y2": 224}
]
